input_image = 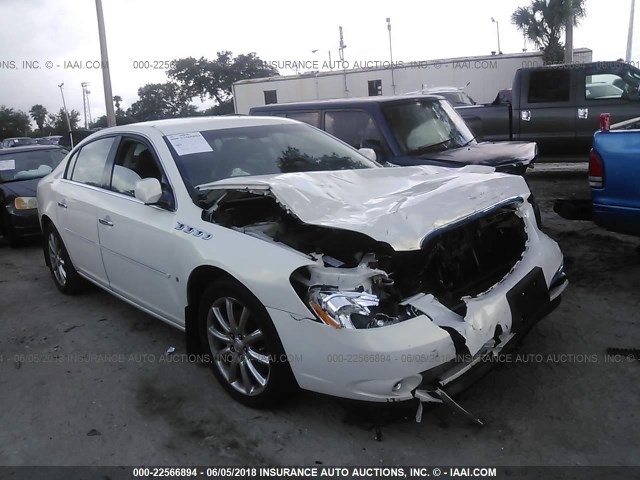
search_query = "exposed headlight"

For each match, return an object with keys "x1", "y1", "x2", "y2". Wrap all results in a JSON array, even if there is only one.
[
  {"x1": 308, "y1": 288, "x2": 407, "y2": 329},
  {"x1": 14, "y1": 197, "x2": 38, "y2": 210}
]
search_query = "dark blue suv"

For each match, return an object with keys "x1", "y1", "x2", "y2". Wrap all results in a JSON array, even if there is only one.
[{"x1": 250, "y1": 95, "x2": 537, "y2": 175}]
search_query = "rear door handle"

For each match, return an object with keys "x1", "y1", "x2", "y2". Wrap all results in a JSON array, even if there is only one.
[
  {"x1": 57, "y1": 201, "x2": 67, "y2": 209},
  {"x1": 578, "y1": 108, "x2": 589, "y2": 119},
  {"x1": 98, "y1": 217, "x2": 113, "y2": 227}
]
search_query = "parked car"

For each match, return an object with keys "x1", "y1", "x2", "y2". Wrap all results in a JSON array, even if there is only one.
[
  {"x1": 36, "y1": 136, "x2": 62, "y2": 145},
  {"x1": 37, "y1": 117, "x2": 566, "y2": 413},
  {"x1": 457, "y1": 61, "x2": 640, "y2": 153},
  {"x1": 589, "y1": 116, "x2": 640, "y2": 236},
  {"x1": 0, "y1": 145, "x2": 68, "y2": 247},
  {"x1": 250, "y1": 96, "x2": 538, "y2": 175},
  {"x1": 1, "y1": 137, "x2": 38, "y2": 148},
  {"x1": 405, "y1": 86, "x2": 477, "y2": 106},
  {"x1": 58, "y1": 129, "x2": 99, "y2": 148}
]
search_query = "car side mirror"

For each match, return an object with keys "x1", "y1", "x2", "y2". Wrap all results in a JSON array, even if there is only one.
[
  {"x1": 358, "y1": 147, "x2": 377, "y2": 162},
  {"x1": 135, "y1": 178, "x2": 162, "y2": 204}
]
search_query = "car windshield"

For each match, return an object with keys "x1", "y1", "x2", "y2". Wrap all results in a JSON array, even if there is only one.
[
  {"x1": 383, "y1": 99, "x2": 475, "y2": 155},
  {"x1": 0, "y1": 148, "x2": 67, "y2": 182},
  {"x1": 165, "y1": 123, "x2": 379, "y2": 193}
]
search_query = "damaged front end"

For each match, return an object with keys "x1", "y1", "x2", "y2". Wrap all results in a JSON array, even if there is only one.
[{"x1": 197, "y1": 167, "x2": 566, "y2": 421}]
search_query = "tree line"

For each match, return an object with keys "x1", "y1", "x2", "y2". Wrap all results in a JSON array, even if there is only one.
[{"x1": 0, "y1": 51, "x2": 278, "y2": 139}]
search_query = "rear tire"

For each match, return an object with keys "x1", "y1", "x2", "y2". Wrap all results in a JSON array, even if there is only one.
[
  {"x1": 197, "y1": 279, "x2": 297, "y2": 408},
  {"x1": 44, "y1": 224, "x2": 85, "y2": 294}
]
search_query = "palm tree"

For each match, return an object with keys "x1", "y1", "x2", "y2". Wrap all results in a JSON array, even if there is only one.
[
  {"x1": 512, "y1": 0, "x2": 587, "y2": 64},
  {"x1": 29, "y1": 104, "x2": 48, "y2": 132},
  {"x1": 113, "y1": 95, "x2": 123, "y2": 114}
]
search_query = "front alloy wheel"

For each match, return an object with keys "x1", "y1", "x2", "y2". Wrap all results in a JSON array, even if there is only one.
[
  {"x1": 198, "y1": 280, "x2": 296, "y2": 407},
  {"x1": 207, "y1": 297, "x2": 270, "y2": 397}
]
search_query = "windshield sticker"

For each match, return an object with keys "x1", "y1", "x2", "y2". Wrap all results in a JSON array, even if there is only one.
[
  {"x1": 166, "y1": 132, "x2": 213, "y2": 156},
  {"x1": 0, "y1": 159, "x2": 15, "y2": 171}
]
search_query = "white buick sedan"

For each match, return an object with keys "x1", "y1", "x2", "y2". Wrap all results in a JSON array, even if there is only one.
[{"x1": 37, "y1": 117, "x2": 567, "y2": 414}]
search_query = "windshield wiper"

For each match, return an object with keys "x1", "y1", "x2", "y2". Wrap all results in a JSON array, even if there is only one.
[{"x1": 407, "y1": 139, "x2": 452, "y2": 155}]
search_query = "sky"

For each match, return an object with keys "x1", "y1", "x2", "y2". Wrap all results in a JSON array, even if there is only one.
[{"x1": 0, "y1": 0, "x2": 637, "y2": 125}]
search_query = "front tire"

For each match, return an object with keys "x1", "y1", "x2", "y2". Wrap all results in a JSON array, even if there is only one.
[
  {"x1": 44, "y1": 224, "x2": 85, "y2": 294},
  {"x1": 197, "y1": 279, "x2": 296, "y2": 407},
  {"x1": 1, "y1": 208, "x2": 20, "y2": 248}
]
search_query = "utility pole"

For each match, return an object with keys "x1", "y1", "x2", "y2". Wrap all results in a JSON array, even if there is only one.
[
  {"x1": 565, "y1": 0, "x2": 574, "y2": 64},
  {"x1": 627, "y1": 0, "x2": 636, "y2": 62},
  {"x1": 386, "y1": 17, "x2": 396, "y2": 95},
  {"x1": 57, "y1": 83, "x2": 72, "y2": 134},
  {"x1": 95, "y1": 0, "x2": 116, "y2": 127}
]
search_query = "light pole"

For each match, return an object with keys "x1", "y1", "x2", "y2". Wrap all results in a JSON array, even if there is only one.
[
  {"x1": 627, "y1": 0, "x2": 636, "y2": 62},
  {"x1": 57, "y1": 83, "x2": 72, "y2": 134},
  {"x1": 491, "y1": 17, "x2": 502, "y2": 54},
  {"x1": 386, "y1": 17, "x2": 396, "y2": 95},
  {"x1": 81, "y1": 82, "x2": 88, "y2": 128},
  {"x1": 95, "y1": 0, "x2": 116, "y2": 127},
  {"x1": 338, "y1": 26, "x2": 348, "y2": 97}
]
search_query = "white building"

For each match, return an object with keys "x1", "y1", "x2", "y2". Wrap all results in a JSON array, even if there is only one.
[{"x1": 233, "y1": 48, "x2": 593, "y2": 114}]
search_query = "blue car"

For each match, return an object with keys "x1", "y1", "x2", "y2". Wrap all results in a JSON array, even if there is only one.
[{"x1": 590, "y1": 125, "x2": 640, "y2": 236}]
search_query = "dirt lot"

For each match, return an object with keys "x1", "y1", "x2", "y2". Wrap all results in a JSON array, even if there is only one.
[{"x1": 0, "y1": 172, "x2": 639, "y2": 467}]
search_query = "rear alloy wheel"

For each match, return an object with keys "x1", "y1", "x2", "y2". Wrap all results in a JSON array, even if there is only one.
[
  {"x1": 198, "y1": 280, "x2": 296, "y2": 407},
  {"x1": 45, "y1": 224, "x2": 84, "y2": 294}
]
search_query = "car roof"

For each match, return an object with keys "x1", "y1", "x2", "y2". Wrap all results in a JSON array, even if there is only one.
[
  {"x1": 0, "y1": 145, "x2": 66, "y2": 155},
  {"x1": 250, "y1": 94, "x2": 442, "y2": 112},
  {"x1": 95, "y1": 115, "x2": 296, "y2": 136}
]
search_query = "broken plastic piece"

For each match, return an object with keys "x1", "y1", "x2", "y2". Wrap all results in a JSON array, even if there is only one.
[
  {"x1": 436, "y1": 388, "x2": 484, "y2": 426},
  {"x1": 415, "y1": 401, "x2": 424, "y2": 423}
]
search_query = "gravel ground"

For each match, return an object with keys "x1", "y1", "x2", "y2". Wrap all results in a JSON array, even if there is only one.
[{"x1": 0, "y1": 172, "x2": 639, "y2": 468}]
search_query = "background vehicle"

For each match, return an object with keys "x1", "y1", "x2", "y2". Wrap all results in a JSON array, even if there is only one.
[
  {"x1": 37, "y1": 117, "x2": 564, "y2": 412},
  {"x1": 58, "y1": 129, "x2": 99, "y2": 148},
  {"x1": 36, "y1": 136, "x2": 62, "y2": 145},
  {"x1": 457, "y1": 61, "x2": 640, "y2": 153},
  {"x1": 0, "y1": 145, "x2": 67, "y2": 247},
  {"x1": 1, "y1": 137, "x2": 38, "y2": 148},
  {"x1": 589, "y1": 116, "x2": 640, "y2": 236},
  {"x1": 250, "y1": 96, "x2": 537, "y2": 175},
  {"x1": 405, "y1": 86, "x2": 477, "y2": 106}
]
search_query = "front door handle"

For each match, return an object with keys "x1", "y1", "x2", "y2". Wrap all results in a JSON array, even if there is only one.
[
  {"x1": 57, "y1": 201, "x2": 67, "y2": 209},
  {"x1": 521, "y1": 110, "x2": 531, "y2": 122},
  {"x1": 578, "y1": 108, "x2": 589, "y2": 119},
  {"x1": 98, "y1": 217, "x2": 113, "y2": 227}
]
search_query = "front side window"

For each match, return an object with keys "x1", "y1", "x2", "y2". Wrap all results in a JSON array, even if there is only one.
[
  {"x1": 585, "y1": 70, "x2": 640, "y2": 100},
  {"x1": 382, "y1": 99, "x2": 474, "y2": 155},
  {"x1": 325, "y1": 110, "x2": 390, "y2": 160},
  {"x1": 164, "y1": 123, "x2": 378, "y2": 196},
  {"x1": 528, "y1": 70, "x2": 571, "y2": 103},
  {"x1": 69, "y1": 137, "x2": 115, "y2": 187},
  {"x1": 0, "y1": 148, "x2": 67, "y2": 182},
  {"x1": 110, "y1": 139, "x2": 163, "y2": 196}
]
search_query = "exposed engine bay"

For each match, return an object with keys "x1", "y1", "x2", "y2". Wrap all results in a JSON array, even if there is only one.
[{"x1": 202, "y1": 189, "x2": 528, "y2": 329}]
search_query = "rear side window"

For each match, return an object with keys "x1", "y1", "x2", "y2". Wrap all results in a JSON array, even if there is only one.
[
  {"x1": 286, "y1": 111, "x2": 321, "y2": 128},
  {"x1": 69, "y1": 137, "x2": 114, "y2": 188},
  {"x1": 528, "y1": 70, "x2": 571, "y2": 103}
]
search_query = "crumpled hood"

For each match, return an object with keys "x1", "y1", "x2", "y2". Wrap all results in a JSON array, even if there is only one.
[
  {"x1": 418, "y1": 141, "x2": 537, "y2": 167},
  {"x1": 198, "y1": 165, "x2": 531, "y2": 251}
]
